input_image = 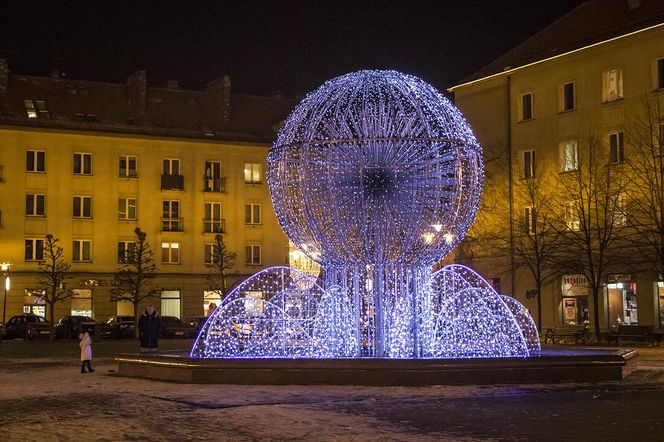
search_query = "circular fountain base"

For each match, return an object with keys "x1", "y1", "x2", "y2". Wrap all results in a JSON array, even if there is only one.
[{"x1": 116, "y1": 348, "x2": 637, "y2": 385}]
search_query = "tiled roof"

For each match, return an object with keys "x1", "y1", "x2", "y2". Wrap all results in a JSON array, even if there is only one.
[
  {"x1": 0, "y1": 70, "x2": 298, "y2": 143},
  {"x1": 455, "y1": 0, "x2": 664, "y2": 87}
]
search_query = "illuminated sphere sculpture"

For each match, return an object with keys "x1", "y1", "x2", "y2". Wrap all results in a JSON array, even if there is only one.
[
  {"x1": 268, "y1": 70, "x2": 483, "y2": 265},
  {"x1": 192, "y1": 71, "x2": 540, "y2": 359}
]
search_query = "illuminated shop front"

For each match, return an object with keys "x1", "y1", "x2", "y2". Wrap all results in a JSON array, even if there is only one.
[
  {"x1": 561, "y1": 274, "x2": 589, "y2": 326},
  {"x1": 656, "y1": 282, "x2": 664, "y2": 328},
  {"x1": 607, "y1": 276, "x2": 637, "y2": 327},
  {"x1": 23, "y1": 289, "x2": 46, "y2": 317}
]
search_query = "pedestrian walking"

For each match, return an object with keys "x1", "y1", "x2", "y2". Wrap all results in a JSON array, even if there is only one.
[
  {"x1": 139, "y1": 304, "x2": 161, "y2": 352},
  {"x1": 79, "y1": 331, "x2": 94, "y2": 373}
]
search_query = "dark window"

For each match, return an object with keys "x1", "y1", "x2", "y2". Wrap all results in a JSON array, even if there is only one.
[
  {"x1": 658, "y1": 58, "x2": 664, "y2": 90},
  {"x1": 27, "y1": 150, "x2": 45, "y2": 172},
  {"x1": 609, "y1": 132, "x2": 625, "y2": 163},
  {"x1": 521, "y1": 93, "x2": 533, "y2": 120},
  {"x1": 73, "y1": 196, "x2": 92, "y2": 218},
  {"x1": 26, "y1": 194, "x2": 45, "y2": 216},
  {"x1": 523, "y1": 150, "x2": 535, "y2": 178},
  {"x1": 563, "y1": 82, "x2": 575, "y2": 111},
  {"x1": 73, "y1": 153, "x2": 92, "y2": 175}
]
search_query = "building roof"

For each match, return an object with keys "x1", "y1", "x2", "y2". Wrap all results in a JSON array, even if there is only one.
[
  {"x1": 453, "y1": 0, "x2": 664, "y2": 89},
  {"x1": 0, "y1": 68, "x2": 298, "y2": 143}
]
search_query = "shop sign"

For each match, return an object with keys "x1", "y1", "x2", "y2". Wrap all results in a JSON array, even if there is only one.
[
  {"x1": 80, "y1": 279, "x2": 114, "y2": 287},
  {"x1": 562, "y1": 274, "x2": 589, "y2": 296},
  {"x1": 608, "y1": 274, "x2": 631, "y2": 283}
]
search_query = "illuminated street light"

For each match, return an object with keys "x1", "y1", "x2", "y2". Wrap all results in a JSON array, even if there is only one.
[{"x1": 1, "y1": 262, "x2": 10, "y2": 323}]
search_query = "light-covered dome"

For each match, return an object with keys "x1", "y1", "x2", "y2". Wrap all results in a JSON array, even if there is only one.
[{"x1": 268, "y1": 70, "x2": 484, "y2": 265}]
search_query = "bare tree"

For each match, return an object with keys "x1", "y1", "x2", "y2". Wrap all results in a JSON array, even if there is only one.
[
  {"x1": 111, "y1": 227, "x2": 160, "y2": 338},
  {"x1": 206, "y1": 234, "x2": 237, "y2": 300},
  {"x1": 37, "y1": 234, "x2": 73, "y2": 340},
  {"x1": 551, "y1": 134, "x2": 628, "y2": 337}
]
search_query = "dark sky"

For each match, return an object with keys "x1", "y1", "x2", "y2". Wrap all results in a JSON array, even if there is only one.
[{"x1": 1, "y1": 1, "x2": 584, "y2": 96}]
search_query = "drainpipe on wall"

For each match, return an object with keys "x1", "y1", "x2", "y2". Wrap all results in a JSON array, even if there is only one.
[{"x1": 507, "y1": 75, "x2": 516, "y2": 297}]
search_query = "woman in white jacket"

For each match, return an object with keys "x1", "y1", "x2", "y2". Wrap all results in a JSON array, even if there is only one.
[{"x1": 79, "y1": 331, "x2": 94, "y2": 373}]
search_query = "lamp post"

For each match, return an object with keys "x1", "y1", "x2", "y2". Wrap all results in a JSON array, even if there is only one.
[{"x1": 2, "y1": 263, "x2": 10, "y2": 323}]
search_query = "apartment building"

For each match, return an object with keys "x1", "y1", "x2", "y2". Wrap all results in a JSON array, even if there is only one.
[{"x1": 0, "y1": 60, "x2": 296, "y2": 322}]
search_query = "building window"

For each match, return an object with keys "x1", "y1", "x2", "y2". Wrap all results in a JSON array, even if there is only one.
[
  {"x1": 24, "y1": 100, "x2": 48, "y2": 118},
  {"x1": 204, "y1": 161, "x2": 225, "y2": 192},
  {"x1": 161, "y1": 290, "x2": 181, "y2": 318},
  {"x1": 162, "y1": 200, "x2": 182, "y2": 231},
  {"x1": 613, "y1": 193, "x2": 627, "y2": 227},
  {"x1": 245, "y1": 203, "x2": 261, "y2": 224},
  {"x1": 25, "y1": 238, "x2": 44, "y2": 261},
  {"x1": 608, "y1": 132, "x2": 625, "y2": 164},
  {"x1": 602, "y1": 68, "x2": 623, "y2": 102},
  {"x1": 26, "y1": 194, "x2": 45, "y2": 216},
  {"x1": 245, "y1": 245, "x2": 261, "y2": 265},
  {"x1": 73, "y1": 153, "x2": 92, "y2": 175},
  {"x1": 161, "y1": 158, "x2": 183, "y2": 190},
  {"x1": 204, "y1": 244, "x2": 216, "y2": 265},
  {"x1": 71, "y1": 289, "x2": 92, "y2": 317},
  {"x1": 565, "y1": 200, "x2": 580, "y2": 231},
  {"x1": 72, "y1": 239, "x2": 92, "y2": 262},
  {"x1": 73, "y1": 196, "x2": 92, "y2": 218},
  {"x1": 559, "y1": 140, "x2": 579, "y2": 172},
  {"x1": 560, "y1": 82, "x2": 575, "y2": 112},
  {"x1": 204, "y1": 202, "x2": 224, "y2": 233},
  {"x1": 522, "y1": 149, "x2": 535, "y2": 178},
  {"x1": 118, "y1": 241, "x2": 136, "y2": 263},
  {"x1": 656, "y1": 58, "x2": 664, "y2": 90},
  {"x1": 244, "y1": 163, "x2": 262, "y2": 184},
  {"x1": 163, "y1": 158, "x2": 180, "y2": 175},
  {"x1": 523, "y1": 206, "x2": 536, "y2": 235},
  {"x1": 119, "y1": 155, "x2": 137, "y2": 177},
  {"x1": 26, "y1": 150, "x2": 46, "y2": 172},
  {"x1": 118, "y1": 198, "x2": 137, "y2": 220},
  {"x1": 519, "y1": 93, "x2": 533, "y2": 121},
  {"x1": 162, "y1": 242, "x2": 180, "y2": 264}
]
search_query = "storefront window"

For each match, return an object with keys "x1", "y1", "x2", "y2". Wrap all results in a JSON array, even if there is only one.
[
  {"x1": 161, "y1": 290, "x2": 181, "y2": 318},
  {"x1": 71, "y1": 289, "x2": 92, "y2": 317},
  {"x1": 204, "y1": 290, "x2": 222, "y2": 316},
  {"x1": 657, "y1": 282, "x2": 664, "y2": 328},
  {"x1": 607, "y1": 282, "x2": 637, "y2": 327},
  {"x1": 561, "y1": 275, "x2": 589, "y2": 325},
  {"x1": 24, "y1": 289, "x2": 46, "y2": 317}
]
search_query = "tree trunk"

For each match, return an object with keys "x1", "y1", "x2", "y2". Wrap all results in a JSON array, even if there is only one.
[
  {"x1": 134, "y1": 301, "x2": 140, "y2": 339},
  {"x1": 592, "y1": 288, "x2": 601, "y2": 339},
  {"x1": 49, "y1": 302, "x2": 56, "y2": 341},
  {"x1": 536, "y1": 282, "x2": 542, "y2": 333}
]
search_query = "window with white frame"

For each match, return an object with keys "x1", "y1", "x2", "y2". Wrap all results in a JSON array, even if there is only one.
[
  {"x1": 162, "y1": 200, "x2": 181, "y2": 231},
  {"x1": 565, "y1": 200, "x2": 580, "y2": 231},
  {"x1": 73, "y1": 196, "x2": 92, "y2": 218},
  {"x1": 602, "y1": 68, "x2": 623, "y2": 102},
  {"x1": 26, "y1": 150, "x2": 45, "y2": 172},
  {"x1": 163, "y1": 158, "x2": 180, "y2": 175},
  {"x1": 118, "y1": 198, "x2": 137, "y2": 220},
  {"x1": 72, "y1": 239, "x2": 92, "y2": 262},
  {"x1": 162, "y1": 242, "x2": 180, "y2": 264},
  {"x1": 560, "y1": 82, "x2": 575, "y2": 112},
  {"x1": 26, "y1": 194, "x2": 45, "y2": 216},
  {"x1": 118, "y1": 241, "x2": 136, "y2": 263},
  {"x1": 204, "y1": 160, "x2": 223, "y2": 192},
  {"x1": 524, "y1": 206, "x2": 536, "y2": 235},
  {"x1": 613, "y1": 193, "x2": 627, "y2": 227},
  {"x1": 161, "y1": 290, "x2": 181, "y2": 318},
  {"x1": 522, "y1": 149, "x2": 536, "y2": 178},
  {"x1": 73, "y1": 153, "x2": 92, "y2": 175},
  {"x1": 245, "y1": 203, "x2": 261, "y2": 224},
  {"x1": 608, "y1": 131, "x2": 625, "y2": 163},
  {"x1": 244, "y1": 163, "x2": 262, "y2": 184},
  {"x1": 119, "y1": 155, "x2": 137, "y2": 177},
  {"x1": 25, "y1": 238, "x2": 44, "y2": 261},
  {"x1": 559, "y1": 140, "x2": 579, "y2": 172},
  {"x1": 245, "y1": 245, "x2": 261, "y2": 265},
  {"x1": 519, "y1": 92, "x2": 533, "y2": 121},
  {"x1": 204, "y1": 243, "x2": 217, "y2": 265},
  {"x1": 204, "y1": 202, "x2": 223, "y2": 233}
]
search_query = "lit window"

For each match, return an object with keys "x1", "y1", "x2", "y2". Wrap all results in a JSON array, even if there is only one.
[
  {"x1": 522, "y1": 149, "x2": 535, "y2": 178},
  {"x1": 162, "y1": 242, "x2": 180, "y2": 264},
  {"x1": 26, "y1": 194, "x2": 45, "y2": 216},
  {"x1": 23, "y1": 100, "x2": 49, "y2": 118},
  {"x1": 26, "y1": 150, "x2": 46, "y2": 172},
  {"x1": 602, "y1": 68, "x2": 623, "y2": 102},
  {"x1": 25, "y1": 238, "x2": 44, "y2": 261},
  {"x1": 71, "y1": 289, "x2": 92, "y2": 317},
  {"x1": 565, "y1": 200, "x2": 580, "y2": 231},
  {"x1": 245, "y1": 245, "x2": 261, "y2": 265},
  {"x1": 608, "y1": 132, "x2": 624, "y2": 164},
  {"x1": 560, "y1": 82, "x2": 575, "y2": 111},
  {"x1": 519, "y1": 93, "x2": 533, "y2": 121},
  {"x1": 73, "y1": 153, "x2": 92, "y2": 175},
  {"x1": 24, "y1": 100, "x2": 37, "y2": 118},
  {"x1": 559, "y1": 140, "x2": 578, "y2": 172},
  {"x1": 523, "y1": 206, "x2": 536, "y2": 235},
  {"x1": 73, "y1": 196, "x2": 92, "y2": 218},
  {"x1": 118, "y1": 198, "x2": 137, "y2": 220},
  {"x1": 72, "y1": 240, "x2": 92, "y2": 262},
  {"x1": 118, "y1": 241, "x2": 136, "y2": 263},
  {"x1": 245, "y1": 203, "x2": 261, "y2": 224},
  {"x1": 244, "y1": 163, "x2": 262, "y2": 184}
]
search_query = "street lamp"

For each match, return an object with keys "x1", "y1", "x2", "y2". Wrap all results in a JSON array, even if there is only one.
[{"x1": 1, "y1": 263, "x2": 10, "y2": 323}]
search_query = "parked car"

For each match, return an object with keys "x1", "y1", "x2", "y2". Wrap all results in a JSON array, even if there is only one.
[
  {"x1": 55, "y1": 315, "x2": 108, "y2": 339},
  {"x1": 183, "y1": 315, "x2": 209, "y2": 333},
  {"x1": 105, "y1": 315, "x2": 136, "y2": 339},
  {"x1": 160, "y1": 316, "x2": 198, "y2": 339},
  {"x1": 0, "y1": 321, "x2": 6, "y2": 340},
  {"x1": 5, "y1": 314, "x2": 51, "y2": 339}
]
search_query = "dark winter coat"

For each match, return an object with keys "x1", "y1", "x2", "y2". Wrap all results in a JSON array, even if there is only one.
[{"x1": 138, "y1": 310, "x2": 161, "y2": 348}]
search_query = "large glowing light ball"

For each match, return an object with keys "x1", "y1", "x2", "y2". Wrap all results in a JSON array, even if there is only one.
[{"x1": 268, "y1": 70, "x2": 484, "y2": 266}]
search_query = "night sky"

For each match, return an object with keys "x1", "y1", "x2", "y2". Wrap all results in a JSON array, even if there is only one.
[{"x1": 2, "y1": 1, "x2": 584, "y2": 96}]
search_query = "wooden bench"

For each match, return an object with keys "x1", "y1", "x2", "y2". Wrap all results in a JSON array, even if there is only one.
[
  {"x1": 544, "y1": 325, "x2": 587, "y2": 345},
  {"x1": 607, "y1": 325, "x2": 654, "y2": 346}
]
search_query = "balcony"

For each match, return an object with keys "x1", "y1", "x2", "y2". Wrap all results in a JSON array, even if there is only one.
[
  {"x1": 203, "y1": 176, "x2": 226, "y2": 193},
  {"x1": 161, "y1": 174, "x2": 184, "y2": 191},
  {"x1": 203, "y1": 218, "x2": 225, "y2": 234},
  {"x1": 161, "y1": 217, "x2": 184, "y2": 232}
]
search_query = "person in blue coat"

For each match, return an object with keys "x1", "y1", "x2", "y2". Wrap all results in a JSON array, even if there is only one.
[{"x1": 138, "y1": 305, "x2": 161, "y2": 352}]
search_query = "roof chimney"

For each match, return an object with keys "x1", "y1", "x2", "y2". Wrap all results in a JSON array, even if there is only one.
[
  {"x1": 126, "y1": 70, "x2": 147, "y2": 121},
  {"x1": 0, "y1": 58, "x2": 8, "y2": 94},
  {"x1": 165, "y1": 80, "x2": 179, "y2": 90},
  {"x1": 206, "y1": 75, "x2": 231, "y2": 123}
]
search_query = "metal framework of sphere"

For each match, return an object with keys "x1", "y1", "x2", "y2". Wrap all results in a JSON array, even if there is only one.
[{"x1": 191, "y1": 71, "x2": 540, "y2": 359}]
